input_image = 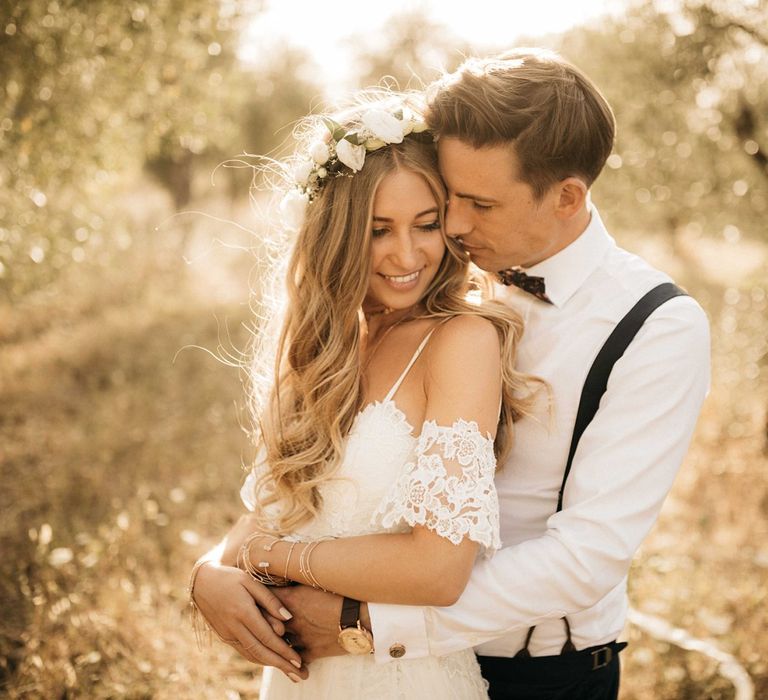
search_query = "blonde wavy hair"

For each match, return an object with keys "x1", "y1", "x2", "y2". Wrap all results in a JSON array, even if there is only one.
[{"x1": 247, "y1": 92, "x2": 543, "y2": 534}]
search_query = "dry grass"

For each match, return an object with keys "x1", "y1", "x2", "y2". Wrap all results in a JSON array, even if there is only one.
[
  {"x1": 0, "y1": 279, "x2": 263, "y2": 697},
  {"x1": 620, "y1": 233, "x2": 768, "y2": 699},
  {"x1": 0, "y1": 200, "x2": 766, "y2": 698}
]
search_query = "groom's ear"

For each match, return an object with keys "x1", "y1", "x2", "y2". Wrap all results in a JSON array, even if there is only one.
[{"x1": 553, "y1": 177, "x2": 588, "y2": 220}]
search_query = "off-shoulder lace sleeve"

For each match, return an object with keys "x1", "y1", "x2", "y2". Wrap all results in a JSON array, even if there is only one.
[{"x1": 372, "y1": 418, "x2": 501, "y2": 557}]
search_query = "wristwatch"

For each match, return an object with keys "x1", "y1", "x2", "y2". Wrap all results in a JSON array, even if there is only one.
[{"x1": 337, "y1": 596, "x2": 374, "y2": 654}]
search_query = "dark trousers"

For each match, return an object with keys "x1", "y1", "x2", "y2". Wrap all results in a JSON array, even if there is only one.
[{"x1": 478, "y1": 642, "x2": 624, "y2": 700}]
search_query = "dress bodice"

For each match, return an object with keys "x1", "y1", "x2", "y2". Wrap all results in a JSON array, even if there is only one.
[
  {"x1": 240, "y1": 320, "x2": 501, "y2": 553},
  {"x1": 291, "y1": 398, "x2": 417, "y2": 540}
]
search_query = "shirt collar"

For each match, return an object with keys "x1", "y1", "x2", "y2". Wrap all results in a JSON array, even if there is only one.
[{"x1": 523, "y1": 206, "x2": 614, "y2": 308}]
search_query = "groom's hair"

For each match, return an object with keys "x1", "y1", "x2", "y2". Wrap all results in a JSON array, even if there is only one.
[{"x1": 426, "y1": 48, "x2": 615, "y2": 199}]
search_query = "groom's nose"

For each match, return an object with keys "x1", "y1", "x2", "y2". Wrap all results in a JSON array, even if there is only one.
[{"x1": 444, "y1": 198, "x2": 472, "y2": 239}]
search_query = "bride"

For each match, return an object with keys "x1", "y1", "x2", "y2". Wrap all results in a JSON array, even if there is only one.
[{"x1": 189, "y1": 91, "x2": 540, "y2": 698}]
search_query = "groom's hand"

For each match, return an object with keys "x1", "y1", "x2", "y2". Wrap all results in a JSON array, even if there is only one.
[
  {"x1": 273, "y1": 585, "x2": 372, "y2": 663},
  {"x1": 192, "y1": 562, "x2": 308, "y2": 680}
]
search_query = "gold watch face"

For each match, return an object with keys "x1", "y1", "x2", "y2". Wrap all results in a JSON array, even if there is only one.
[{"x1": 337, "y1": 627, "x2": 374, "y2": 655}]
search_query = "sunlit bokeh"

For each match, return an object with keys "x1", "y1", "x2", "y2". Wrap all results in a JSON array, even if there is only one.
[
  {"x1": 1, "y1": 0, "x2": 766, "y2": 698},
  {"x1": 240, "y1": 0, "x2": 627, "y2": 95}
]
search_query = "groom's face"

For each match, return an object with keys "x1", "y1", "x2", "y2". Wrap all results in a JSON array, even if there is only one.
[{"x1": 438, "y1": 138, "x2": 561, "y2": 271}]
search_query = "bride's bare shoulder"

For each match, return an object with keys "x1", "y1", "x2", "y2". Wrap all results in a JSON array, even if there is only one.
[
  {"x1": 421, "y1": 314, "x2": 502, "y2": 425},
  {"x1": 426, "y1": 314, "x2": 501, "y2": 372},
  {"x1": 432, "y1": 314, "x2": 499, "y2": 349}
]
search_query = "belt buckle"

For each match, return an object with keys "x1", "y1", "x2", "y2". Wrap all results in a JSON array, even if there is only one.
[{"x1": 591, "y1": 646, "x2": 613, "y2": 670}]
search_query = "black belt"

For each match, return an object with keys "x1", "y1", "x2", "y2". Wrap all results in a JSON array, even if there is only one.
[{"x1": 477, "y1": 641, "x2": 628, "y2": 683}]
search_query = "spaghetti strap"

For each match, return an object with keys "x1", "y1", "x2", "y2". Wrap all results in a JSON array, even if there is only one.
[{"x1": 384, "y1": 319, "x2": 450, "y2": 403}]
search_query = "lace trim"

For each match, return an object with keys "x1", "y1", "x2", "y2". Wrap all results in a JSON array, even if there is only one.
[
  {"x1": 355, "y1": 399, "x2": 415, "y2": 437},
  {"x1": 372, "y1": 418, "x2": 501, "y2": 556}
]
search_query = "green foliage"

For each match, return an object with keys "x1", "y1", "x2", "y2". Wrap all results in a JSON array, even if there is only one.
[
  {"x1": 557, "y1": 0, "x2": 768, "y2": 250},
  {"x1": 0, "y1": 0, "x2": 255, "y2": 296},
  {"x1": 0, "y1": 1, "x2": 319, "y2": 299}
]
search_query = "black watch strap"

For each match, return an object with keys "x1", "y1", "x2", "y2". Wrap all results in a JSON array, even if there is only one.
[{"x1": 340, "y1": 596, "x2": 361, "y2": 630}]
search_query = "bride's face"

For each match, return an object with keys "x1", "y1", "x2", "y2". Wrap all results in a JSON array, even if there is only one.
[{"x1": 364, "y1": 168, "x2": 446, "y2": 312}]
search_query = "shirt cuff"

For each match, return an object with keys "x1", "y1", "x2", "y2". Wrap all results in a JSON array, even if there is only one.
[{"x1": 368, "y1": 602, "x2": 430, "y2": 664}]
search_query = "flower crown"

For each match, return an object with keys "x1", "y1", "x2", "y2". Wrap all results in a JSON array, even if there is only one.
[{"x1": 279, "y1": 105, "x2": 431, "y2": 230}]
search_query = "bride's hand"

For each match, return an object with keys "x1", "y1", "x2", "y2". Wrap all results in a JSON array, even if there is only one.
[{"x1": 192, "y1": 562, "x2": 309, "y2": 681}]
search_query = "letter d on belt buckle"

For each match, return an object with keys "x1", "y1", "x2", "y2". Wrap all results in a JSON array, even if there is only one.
[{"x1": 591, "y1": 646, "x2": 612, "y2": 670}]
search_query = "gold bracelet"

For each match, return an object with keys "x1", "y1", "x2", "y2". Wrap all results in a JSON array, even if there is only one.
[
  {"x1": 187, "y1": 557, "x2": 221, "y2": 651},
  {"x1": 188, "y1": 557, "x2": 209, "y2": 598},
  {"x1": 305, "y1": 541, "x2": 327, "y2": 591},
  {"x1": 283, "y1": 540, "x2": 299, "y2": 583},
  {"x1": 188, "y1": 557, "x2": 212, "y2": 647},
  {"x1": 240, "y1": 533, "x2": 271, "y2": 583},
  {"x1": 187, "y1": 558, "x2": 239, "y2": 649},
  {"x1": 298, "y1": 540, "x2": 327, "y2": 592},
  {"x1": 239, "y1": 532, "x2": 291, "y2": 587},
  {"x1": 297, "y1": 542, "x2": 309, "y2": 586}
]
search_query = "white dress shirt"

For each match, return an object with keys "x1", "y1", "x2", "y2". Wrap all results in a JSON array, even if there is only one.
[{"x1": 368, "y1": 206, "x2": 711, "y2": 662}]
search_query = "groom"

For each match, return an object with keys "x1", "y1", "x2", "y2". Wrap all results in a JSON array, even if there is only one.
[{"x1": 194, "y1": 49, "x2": 710, "y2": 698}]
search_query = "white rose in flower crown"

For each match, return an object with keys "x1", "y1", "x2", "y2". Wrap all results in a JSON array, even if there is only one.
[
  {"x1": 292, "y1": 159, "x2": 314, "y2": 187},
  {"x1": 279, "y1": 189, "x2": 309, "y2": 230},
  {"x1": 336, "y1": 138, "x2": 366, "y2": 172},
  {"x1": 364, "y1": 137, "x2": 387, "y2": 151},
  {"x1": 361, "y1": 109, "x2": 405, "y2": 144},
  {"x1": 399, "y1": 107, "x2": 415, "y2": 135},
  {"x1": 309, "y1": 141, "x2": 330, "y2": 165},
  {"x1": 410, "y1": 118, "x2": 428, "y2": 133}
]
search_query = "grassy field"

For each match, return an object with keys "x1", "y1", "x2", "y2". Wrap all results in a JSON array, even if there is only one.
[{"x1": 1, "y1": 190, "x2": 766, "y2": 698}]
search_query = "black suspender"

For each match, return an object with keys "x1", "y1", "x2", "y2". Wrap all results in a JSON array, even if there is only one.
[
  {"x1": 516, "y1": 283, "x2": 687, "y2": 660},
  {"x1": 515, "y1": 282, "x2": 685, "y2": 660},
  {"x1": 556, "y1": 282, "x2": 687, "y2": 512}
]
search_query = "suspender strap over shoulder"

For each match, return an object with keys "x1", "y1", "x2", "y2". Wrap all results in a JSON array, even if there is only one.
[{"x1": 556, "y1": 282, "x2": 687, "y2": 512}]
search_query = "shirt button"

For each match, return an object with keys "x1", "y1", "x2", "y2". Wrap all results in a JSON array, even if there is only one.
[{"x1": 389, "y1": 643, "x2": 406, "y2": 658}]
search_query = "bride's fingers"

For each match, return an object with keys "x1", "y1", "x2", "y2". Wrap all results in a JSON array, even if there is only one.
[
  {"x1": 262, "y1": 610, "x2": 286, "y2": 637},
  {"x1": 234, "y1": 623, "x2": 309, "y2": 681},
  {"x1": 241, "y1": 577, "x2": 295, "y2": 625},
  {"x1": 238, "y1": 599, "x2": 306, "y2": 674}
]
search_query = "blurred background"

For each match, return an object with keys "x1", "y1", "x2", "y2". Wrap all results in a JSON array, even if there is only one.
[{"x1": 1, "y1": 0, "x2": 766, "y2": 697}]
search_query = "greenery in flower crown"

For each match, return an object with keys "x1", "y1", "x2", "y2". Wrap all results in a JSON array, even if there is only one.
[{"x1": 279, "y1": 104, "x2": 433, "y2": 229}]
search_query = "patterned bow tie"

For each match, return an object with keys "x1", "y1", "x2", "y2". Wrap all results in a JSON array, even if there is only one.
[{"x1": 497, "y1": 268, "x2": 553, "y2": 304}]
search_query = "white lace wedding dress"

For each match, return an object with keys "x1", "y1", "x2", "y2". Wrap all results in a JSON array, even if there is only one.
[{"x1": 240, "y1": 328, "x2": 500, "y2": 700}]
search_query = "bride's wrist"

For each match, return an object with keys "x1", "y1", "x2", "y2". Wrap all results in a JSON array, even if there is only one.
[
  {"x1": 238, "y1": 535, "x2": 329, "y2": 591},
  {"x1": 239, "y1": 533, "x2": 294, "y2": 586}
]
